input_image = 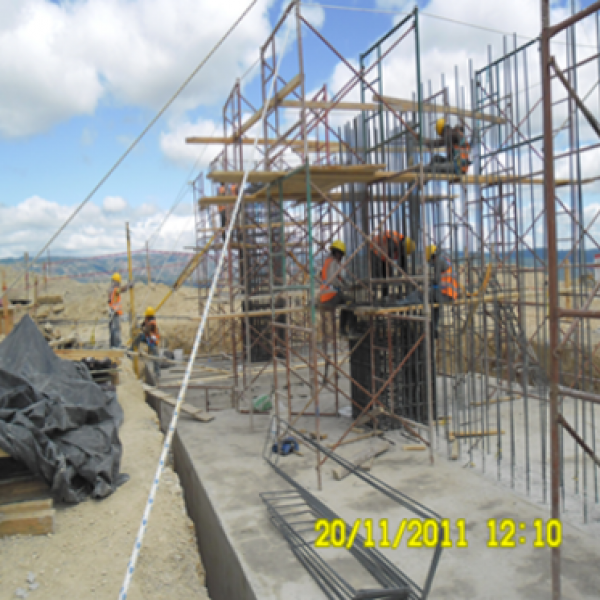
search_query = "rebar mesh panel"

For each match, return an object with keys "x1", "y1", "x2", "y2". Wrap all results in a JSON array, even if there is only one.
[{"x1": 350, "y1": 314, "x2": 436, "y2": 426}]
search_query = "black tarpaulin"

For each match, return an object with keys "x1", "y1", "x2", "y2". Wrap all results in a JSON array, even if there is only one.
[{"x1": 0, "y1": 316, "x2": 129, "y2": 503}]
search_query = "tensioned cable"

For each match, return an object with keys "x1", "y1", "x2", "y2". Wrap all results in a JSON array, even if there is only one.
[
  {"x1": 117, "y1": 12, "x2": 295, "y2": 600},
  {"x1": 300, "y1": 1, "x2": 599, "y2": 49},
  {"x1": 5, "y1": 0, "x2": 261, "y2": 299},
  {"x1": 137, "y1": 56, "x2": 263, "y2": 307}
]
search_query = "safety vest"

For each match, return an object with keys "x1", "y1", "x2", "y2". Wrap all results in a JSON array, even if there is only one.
[
  {"x1": 145, "y1": 318, "x2": 160, "y2": 347},
  {"x1": 371, "y1": 231, "x2": 404, "y2": 260},
  {"x1": 109, "y1": 287, "x2": 123, "y2": 316},
  {"x1": 218, "y1": 185, "x2": 226, "y2": 195},
  {"x1": 320, "y1": 256, "x2": 337, "y2": 303},
  {"x1": 453, "y1": 138, "x2": 471, "y2": 175},
  {"x1": 440, "y1": 265, "x2": 459, "y2": 300},
  {"x1": 230, "y1": 184, "x2": 238, "y2": 195}
]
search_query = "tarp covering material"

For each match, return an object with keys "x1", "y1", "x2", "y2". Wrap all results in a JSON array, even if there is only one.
[{"x1": 0, "y1": 316, "x2": 129, "y2": 503}]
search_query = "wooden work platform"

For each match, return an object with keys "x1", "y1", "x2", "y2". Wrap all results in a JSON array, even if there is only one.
[{"x1": 203, "y1": 165, "x2": 573, "y2": 206}]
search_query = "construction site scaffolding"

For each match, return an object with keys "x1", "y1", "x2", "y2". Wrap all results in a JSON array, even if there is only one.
[{"x1": 187, "y1": 2, "x2": 600, "y2": 598}]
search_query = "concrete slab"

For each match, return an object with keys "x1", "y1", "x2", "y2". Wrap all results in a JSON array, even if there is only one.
[{"x1": 167, "y1": 404, "x2": 600, "y2": 600}]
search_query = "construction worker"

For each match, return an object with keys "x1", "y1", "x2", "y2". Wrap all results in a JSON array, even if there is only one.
[
  {"x1": 108, "y1": 273, "x2": 133, "y2": 348},
  {"x1": 426, "y1": 244, "x2": 458, "y2": 338},
  {"x1": 217, "y1": 183, "x2": 228, "y2": 241},
  {"x1": 370, "y1": 231, "x2": 415, "y2": 298},
  {"x1": 320, "y1": 241, "x2": 354, "y2": 336},
  {"x1": 131, "y1": 306, "x2": 161, "y2": 383},
  {"x1": 424, "y1": 118, "x2": 471, "y2": 175}
]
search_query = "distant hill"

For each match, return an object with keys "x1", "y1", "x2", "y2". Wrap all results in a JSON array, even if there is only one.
[{"x1": 0, "y1": 250, "x2": 212, "y2": 288}]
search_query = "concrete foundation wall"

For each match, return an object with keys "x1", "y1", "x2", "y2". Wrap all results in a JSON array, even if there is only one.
[{"x1": 173, "y1": 432, "x2": 257, "y2": 600}]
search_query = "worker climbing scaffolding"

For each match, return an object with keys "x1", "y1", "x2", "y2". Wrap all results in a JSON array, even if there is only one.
[
  {"x1": 320, "y1": 240, "x2": 355, "y2": 336},
  {"x1": 424, "y1": 118, "x2": 472, "y2": 175},
  {"x1": 426, "y1": 244, "x2": 458, "y2": 338}
]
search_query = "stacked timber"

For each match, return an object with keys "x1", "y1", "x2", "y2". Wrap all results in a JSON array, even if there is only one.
[{"x1": 0, "y1": 448, "x2": 54, "y2": 538}]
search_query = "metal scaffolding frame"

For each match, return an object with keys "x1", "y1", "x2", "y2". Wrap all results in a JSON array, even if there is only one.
[{"x1": 186, "y1": 2, "x2": 600, "y2": 596}]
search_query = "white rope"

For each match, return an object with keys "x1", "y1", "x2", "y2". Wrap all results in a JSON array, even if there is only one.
[
  {"x1": 4, "y1": 0, "x2": 261, "y2": 300},
  {"x1": 117, "y1": 15, "x2": 294, "y2": 600}
]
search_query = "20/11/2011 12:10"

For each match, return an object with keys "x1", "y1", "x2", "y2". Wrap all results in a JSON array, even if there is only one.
[{"x1": 314, "y1": 518, "x2": 563, "y2": 549}]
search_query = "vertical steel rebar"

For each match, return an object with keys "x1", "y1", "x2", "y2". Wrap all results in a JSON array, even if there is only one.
[{"x1": 541, "y1": 2, "x2": 561, "y2": 598}]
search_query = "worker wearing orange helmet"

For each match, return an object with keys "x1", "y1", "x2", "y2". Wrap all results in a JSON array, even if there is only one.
[
  {"x1": 107, "y1": 272, "x2": 134, "y2": 348},
  {"x1": 370, "y1": 231, "x2": 415, "y2": 298},
  {"x1": 320, "y1": 240, "x2": 355, "y2": 336},
  {"x1": 426, "y1": 244, "x2": 458, "y2": 338},
  {"x1": 424, "y1": 118, "x2": 472, "y2": 175}
]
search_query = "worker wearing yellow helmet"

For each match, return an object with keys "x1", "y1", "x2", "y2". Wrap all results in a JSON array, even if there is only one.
[
  {"x1": 426, "y1": 244, "x2": 458, "y2": 338},
  {"x1": 370, "y1": 231, "x2": 415, "y2": 300},
  {"x1": 108, "y1": 272, "x2": 134, "y2": 348},
  {"x1": 320, "y1": 240, "x2": 356, "y2": 336},
  {"x1": 424, "y1": 117, "x2": 472, "y2": 176},
  {"x1": 131, "y1": 306, "x2": 161, "y2": 383}
]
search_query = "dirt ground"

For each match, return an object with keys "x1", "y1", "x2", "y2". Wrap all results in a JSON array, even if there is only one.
[{"x1": 0, "y1": 359, "x2": 210, "y2": 600}]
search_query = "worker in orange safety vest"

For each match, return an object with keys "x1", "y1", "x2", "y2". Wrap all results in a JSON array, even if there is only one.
[
  {"x1": 108, "y1": 272, "x2": 133, "y2": 348},
  {"x1": 320, "y1": 240, "x2": 356, "y2": 336},
  {"x1": 426, "y1": 244, "x2": 458, "y2": 338}
]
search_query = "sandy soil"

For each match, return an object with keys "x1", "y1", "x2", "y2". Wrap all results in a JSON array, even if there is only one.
[{"x1": 0, "y1": 359, "x2": 209, "y2": 600}]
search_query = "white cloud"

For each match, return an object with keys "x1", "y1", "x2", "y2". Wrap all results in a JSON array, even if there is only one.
[
  {"x1": 102, "y1": 196, "x2": 127, "y2": 213},
  {"x1": 0, "y1": 195, "x2": 196, "y2": 260},
  {"x1": 0, "y1": 0, "x2": 275, "y2": 138},
  {"x1": 159, "y1": 117, "x2": 223, "y2": 170}
]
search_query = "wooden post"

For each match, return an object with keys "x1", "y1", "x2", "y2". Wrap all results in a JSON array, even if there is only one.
[
  {"x1": 24, "y1": 252, "x2": 29, "y2": 302},
  {"x1": 2, "y1": 269, "x2": 7, "y2": 335},
  {"x1": 33, "y1": 276, "x2": 38, "y2": 323},
  {"x1": 146, "y1": 241, "x2": 151, "y2": 285},
  {"x1": 126, "y1": 223, "x2": 139, "y2": 377}
]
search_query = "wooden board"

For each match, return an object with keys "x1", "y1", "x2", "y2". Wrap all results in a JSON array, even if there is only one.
[
  {"x1": 0, "y1": 448, "x2": 9, "y2": 459},
  {"x1": 36, "y1": 295, "x2": 63, "y2": 306},
  {"x1": 54, "y1": 349, "x2": 124, "y2": 363},
  {"x1": 236, "y1": 75, "x2": 302, "y2": 139},
  {"x1": 372, "y1": 94, "x2": 507, "y2": 124},
  {"x1": 0, "y1": 509, "x2": 54, "y2": 537},
  {"x1": 0, "y1": 477, "x2": 50, "y2": 505},
  {"x1": 0, "y1": 498, "x2": 53, "y2": 514},
  {"x1": 206, "y1": 167, "x2": 573, "y2": 197},
  {"x1": 143, "y1": 385, "x2": 214, "y2": 423},
  {"x1": 449, "y1": 430, "x2": 505, "y2": 441}
]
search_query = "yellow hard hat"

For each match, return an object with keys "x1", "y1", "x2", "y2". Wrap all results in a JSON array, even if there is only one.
[
  {"x1": 330, "y1": 240, "x2": 346, "y2": 254},
  {"x1": 426, "y1": 245, "x2": 437, "y2": 262},
  {"x1": 404, "y1": 237, "x2": 416, "y2": 255},
  {"x1": 436, "y1": 118, "x2": 445, "y2": 136},
  {"x1": 145, "y1": 306, "x2": 156, "y2": 317},
  {"x1": 112, "y1": 272, "x2": 121, "y2": 283}
]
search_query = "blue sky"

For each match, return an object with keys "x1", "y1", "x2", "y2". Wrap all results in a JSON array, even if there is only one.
[{"x1": 0, "y1": 0, "x2": 597, "y2": 260}]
